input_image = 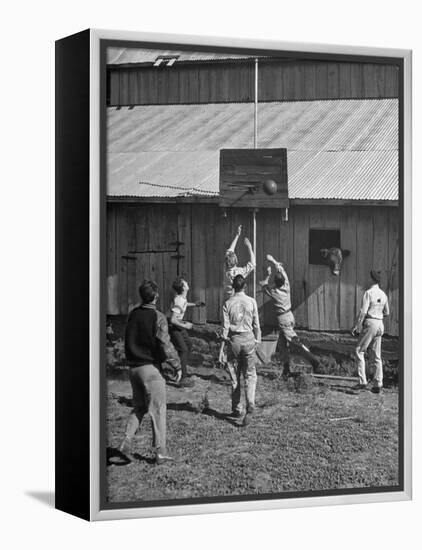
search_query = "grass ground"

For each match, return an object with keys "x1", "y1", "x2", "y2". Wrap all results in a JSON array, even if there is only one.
[{"x1": 106, "y1": 357, "x2": 399, "y2": 504}]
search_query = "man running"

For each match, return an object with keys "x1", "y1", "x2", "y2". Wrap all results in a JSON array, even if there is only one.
[
  {"x1": 220, "y1": 274, "x2": 261, "y2": 427},
  {"x1": 119, "y1": 280, "x2": 182, "y2": 464},
  {"x1": 352, "y1": 270, "x2": 389, "y2": 394},
  {"x1": 260, "y1": 254, "x2": 320, "y2": 378},
  {"x1": 224, "y1": 225, "x2": 256, "y2": 299}
]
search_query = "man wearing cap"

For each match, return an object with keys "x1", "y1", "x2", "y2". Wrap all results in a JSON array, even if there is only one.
[
  {"x1": 220, "y1": 274, "x2": 261, "y2": 426},
  {"x1": 352, "y1": 270, "x2": 390, "y2": 394},
  {"x1": 224, "y1": 225, "x2": 256, "y2": 299}
]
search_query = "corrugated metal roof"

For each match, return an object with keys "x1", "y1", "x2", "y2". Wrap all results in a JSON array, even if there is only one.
[
  {"x1": 107, "y1": 99, "x2": 398, "y2": 201},
  {"x1": 107, "y1": 47, "x2": 260, "y2": 65}
]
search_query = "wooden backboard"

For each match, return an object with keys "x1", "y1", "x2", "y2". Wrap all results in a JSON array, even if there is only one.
[{"x1": 219, "y1": 148, "x2": 288, "y2": 208}]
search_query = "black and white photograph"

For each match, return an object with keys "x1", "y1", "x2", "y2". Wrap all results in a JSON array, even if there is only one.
[{"x1": 102, "y1": 40, "x2": 404, "y2": 508}]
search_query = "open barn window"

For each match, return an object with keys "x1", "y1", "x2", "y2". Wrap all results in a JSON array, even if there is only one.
[{"x1": 309, "y1": 229, "x2": 341, "y2": 265}]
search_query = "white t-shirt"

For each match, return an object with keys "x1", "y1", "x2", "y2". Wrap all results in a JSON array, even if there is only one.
[{"x1": 169, "y1": 294, "x2": 188, "y2": 322}]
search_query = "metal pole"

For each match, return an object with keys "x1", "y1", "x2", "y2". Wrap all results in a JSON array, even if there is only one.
[
  {"x1": 254, "y1": 58, "x2": 258, "y2": 148},
  {"x1": 253, "y1": 208, "x2": 257, "y2": 300},
  {"x1": 252, "y1": 58, "x2": 258, "y2": 300}
]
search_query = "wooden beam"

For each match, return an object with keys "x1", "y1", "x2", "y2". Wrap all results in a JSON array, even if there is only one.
[{"x1": 106, "y1": 196, "x2": 398, "y2": 207}]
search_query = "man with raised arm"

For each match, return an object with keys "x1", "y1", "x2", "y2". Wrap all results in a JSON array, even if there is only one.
[
  {"x1": 260, "y1": 254, "x2": 320, "y2": 378},
  {"x1": 224, "y1": 224, "x2": 256, "y2": 299},
  {"x1": 220, "y1": 274, "x2": 261, "y2": 427},
  {"x1": 119, "y1": 280, "x2": 182, "y2": 465},
  {"x1": 352, "y1": 270, "x2": 389, "y2": 394}
]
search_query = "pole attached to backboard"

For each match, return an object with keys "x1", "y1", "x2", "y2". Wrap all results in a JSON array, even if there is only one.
[
  {"x1": 254, "y1": 58, "x2": 258, "y2": 149},
  {"x1": 252, "y1": 58, "x2": 259, "y2": 300}
]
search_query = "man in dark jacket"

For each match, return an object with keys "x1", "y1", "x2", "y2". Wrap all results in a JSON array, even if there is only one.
[{"x1": 119, "y1": 280, "x2": 182, "y2": 464}]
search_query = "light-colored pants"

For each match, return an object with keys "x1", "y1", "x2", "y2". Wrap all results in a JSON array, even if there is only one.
[
  {"x1": 277, "y1": 311, "x2": 297, "y2": 364},
  {"x1": 355, "y1": 319, "x2": 384, "y2": 388},
  {"x1": 124, "y1": 364, "x2": 167, "y2": 453},
  {"x1": 228, "y1": 332, "x2": 257, "y2": 414}
]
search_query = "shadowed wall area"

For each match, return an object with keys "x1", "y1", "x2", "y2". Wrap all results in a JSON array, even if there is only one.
[{"x1": 106, "y1": 203, "x2": 399, "y2": 336}]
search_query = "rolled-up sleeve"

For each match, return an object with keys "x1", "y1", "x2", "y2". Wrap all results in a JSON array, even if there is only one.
[
  {"x1": 156, "y1": 312, "x2": 181, "y2": 372},
  {"x1": 252, "y1": 299, "x2": 261, "y2": 342}
]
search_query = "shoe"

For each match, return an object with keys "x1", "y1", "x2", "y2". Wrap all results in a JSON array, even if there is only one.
[
  {"x1": 227, "y1": 410, "x2": 242, "y2": 418},
  {"x1": 156, "y1": 453, "x2": 175, "y2": 465},
  {"x1": 119, "y1": 437, "x2": 132, "y2": 456},
  {"x1": 371, "y1": 386, "x2": 382, "y2": 394},
  {"x1": 352, "y1": 384, "x2": 368, "y2": 390},
  {"x1": 242, "y1": 409, "x2": 255, "y2": 427},
  {"x1": 178, "y1": 377, "x2": 195, "y2": 388}
]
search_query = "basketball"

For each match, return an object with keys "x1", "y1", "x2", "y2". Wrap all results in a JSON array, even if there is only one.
[{"x1": 263, "y1": 179, "x2": 278, "y2": 195}]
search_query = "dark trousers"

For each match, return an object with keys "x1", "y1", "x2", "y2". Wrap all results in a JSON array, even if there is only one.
[{"x1": 169, "y1": 326, "x2": 191, "y2": 377}]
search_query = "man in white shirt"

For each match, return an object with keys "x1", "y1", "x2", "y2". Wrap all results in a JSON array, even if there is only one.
[
  {"x1": 220, "y1": 274, "x2": 261, "y2": 426},
  {"x1": 224, "y1": 225, "x2": 256, "y2": 299},
  {"x1": 168, "y1": 277, "x2": 204, "y2": 388},
  {"x1": 352, "y1": 270, "x2": 390, "y2": 393}
]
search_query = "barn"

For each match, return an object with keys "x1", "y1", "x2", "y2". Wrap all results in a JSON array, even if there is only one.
[{"x1": 106, "y1": 48, "x2": 399, "y2": 336}]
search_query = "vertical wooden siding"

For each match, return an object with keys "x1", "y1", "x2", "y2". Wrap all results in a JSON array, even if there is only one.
[
  {"x1": 108, "y1": 60, "x2": 399, "y2": 106},
  {"x1": 107, "y1": 203, "x2": 399, "y2": 336}
]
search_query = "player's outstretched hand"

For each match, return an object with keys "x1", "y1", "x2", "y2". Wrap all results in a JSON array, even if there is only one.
[
  {"x1": 266, "y1": 266, "x2": 272, "y2": 276},
  {"x1": 185, "y1": 322, "x2": 193, "y2": 330},
  {"x1": 266, "y1": 253, "x2": 275, "y2": 263},
  {"x1": 236, "y1": 225, "x2": 242, "y2": 236},
  {"x1": 195, "y1": 301, "x2": 206, "y2": 307}
]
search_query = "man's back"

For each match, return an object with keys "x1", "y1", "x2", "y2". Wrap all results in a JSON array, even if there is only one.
[
  {"x1": 125, "y1": 305, "x2": 160, "y2": 365},
  {"x1": 364, "y1": 284, "x2": 389, "y2": 319},
  {"x1": 223, "y1": 291, "x2": 261, "y2": 340}
]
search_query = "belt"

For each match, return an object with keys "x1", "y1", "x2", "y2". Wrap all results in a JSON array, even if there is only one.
[
  {"x1": 365, "y1": 315, "x2": 383, "y2": 321},
  {"x1": 229, "y1": 330, "x2": 253, "y2": 336},
  {"x1": 277, "y1": 309, "x2": 291, "y2": 315}
]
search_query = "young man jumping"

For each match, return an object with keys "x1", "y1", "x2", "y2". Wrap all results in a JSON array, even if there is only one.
[
  {"x1": 224, "y1": 224, "x2": 256, "y2": 299},
  {"x1": 260, "y1": 254, "x2": 320, "y2": 378},
  {"x1": 119, "y1": 280, "x2": 182, "y2": 464}
]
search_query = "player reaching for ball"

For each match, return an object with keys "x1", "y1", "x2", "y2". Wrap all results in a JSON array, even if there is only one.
[
  {"x1": 224, "y1": 225, "x2": 256, "y2": 299},
  {"x1": 260, "y1": 254, "x2": 320, "y2": 378}
]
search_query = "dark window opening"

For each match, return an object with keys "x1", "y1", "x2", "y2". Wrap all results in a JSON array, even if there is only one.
[{"x1": 309, "y1": 229, "x2": 341, "y2": 265}]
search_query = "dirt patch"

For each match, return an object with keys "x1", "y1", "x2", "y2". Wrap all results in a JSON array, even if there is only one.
[
  {"x1": 106, "y1": 363, "x2": 399, "y2": 503},
  {"x1": 105, "y1": 316, "x2": 400, "y2": 504}
]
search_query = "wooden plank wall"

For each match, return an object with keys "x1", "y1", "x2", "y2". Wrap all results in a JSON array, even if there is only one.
[
  {"x1": 108, "y1": 60, "x2": 399, "y2": 106},
  {"x1": 106, "y1": 203, "x2": 399, "y2": 336}
]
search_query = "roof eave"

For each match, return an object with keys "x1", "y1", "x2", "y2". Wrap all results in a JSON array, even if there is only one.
[{"x1": 106, "y1": 196, "x2": 398, "y2": 207}]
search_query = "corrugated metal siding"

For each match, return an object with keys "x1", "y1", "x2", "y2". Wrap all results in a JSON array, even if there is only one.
[
  {"x1": 107, "y1": 99, "x2": 398, "y2": 200},
  {"x1": 107, "y1": 47, "x2": 259, "y2": 65}
]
